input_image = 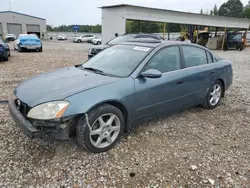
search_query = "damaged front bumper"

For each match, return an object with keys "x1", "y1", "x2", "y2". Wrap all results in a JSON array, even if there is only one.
[{"x1": 8, "y1": 100, "x2": 75, "y2": 140}]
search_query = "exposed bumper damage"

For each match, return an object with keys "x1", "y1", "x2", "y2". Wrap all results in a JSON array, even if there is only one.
[{"x1": 8, "y1": 99, "x2": 76, "y2": 140}]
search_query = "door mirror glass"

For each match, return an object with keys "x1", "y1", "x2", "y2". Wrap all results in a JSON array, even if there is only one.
[{"x1": 141, "y1": 69, "x2": 162, "y2": 78}]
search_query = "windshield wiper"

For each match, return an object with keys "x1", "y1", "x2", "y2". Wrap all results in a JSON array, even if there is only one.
[{"x1": 83, "y1": 67, "x2": 107, "y2": 75}]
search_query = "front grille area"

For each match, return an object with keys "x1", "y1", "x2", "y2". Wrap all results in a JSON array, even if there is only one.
[{"x1": 15, "y1": 99, "x2": 30, "y2": 117}]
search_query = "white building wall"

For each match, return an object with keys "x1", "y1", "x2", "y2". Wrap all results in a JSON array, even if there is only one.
[
  {"x1": 0, "y1": 12, "x2": 47, "y2": 39},
  {"x1": 102, "y1": 7, "x2": 126, "y2": 43}
]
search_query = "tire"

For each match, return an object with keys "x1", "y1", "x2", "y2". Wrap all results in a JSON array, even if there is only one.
[
  {"x1": 18, "y1": 45, "x2": 22, "y2": 52},
  {"x1": 202, "y1": 80, "x2": 223, "y2": 109},
  {"x1": 4, "y1": 56, "x2": 8, "y2": 61},
  {"x1": 39, "y1": 47, "x2": 43, "y2": 52},
  {"x1": 77, "y1": 39, "x2": 81, "y2": 43},
  {"x1": 97, "y1": 41, "x2": 101, "y2": 45},
  {"x1": 239, "y1": 44, "x2": 244, "y2": 51},
  {"x1": 8, "y1": 50, "x2": 10, "y2": 57},
  {"x1": 76, "y1": 104, "x2": 125, "y2": 153}
]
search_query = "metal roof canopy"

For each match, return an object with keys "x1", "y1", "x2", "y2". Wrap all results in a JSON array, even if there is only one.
[{"x1": 100, "y1": 4, "x2": 250, "y2": 43}]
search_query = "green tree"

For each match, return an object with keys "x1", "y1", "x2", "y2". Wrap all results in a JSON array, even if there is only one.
[
  {"x1": 213, "y1": 5, "x2": 218, "y2": 15},
  {"x1": 218, "y1": 3, "x2": 230, "y2": 16},
  {"x1": 46, "y1": 25, "x2": 53, "y2": 31},
  {"x1": 218, "y1": 0, "x2": 243, "y2": 18},
  {"x1": 210, "y1": 10, "x2": 214, "y2": 15},
  {"x1": 243, "y1": 7, "x2": 250, "y2": 18}
]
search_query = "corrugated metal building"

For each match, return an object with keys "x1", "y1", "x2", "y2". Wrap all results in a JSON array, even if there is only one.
[{"x1": 0, "y1": 11, "x2": 47, "y2": 39}]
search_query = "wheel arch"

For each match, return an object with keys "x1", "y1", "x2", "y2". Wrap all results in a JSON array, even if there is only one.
[
  {"x1": 86, "y1": 100, "x2": 130, "y2": 132},
  {"x1": 217, "y1": 78, "x2": 225, "y2": 97}
]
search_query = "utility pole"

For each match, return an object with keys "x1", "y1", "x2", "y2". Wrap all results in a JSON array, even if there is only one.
[{"x1": 9, "y1": 0, "x2": 11, "y2": 11}]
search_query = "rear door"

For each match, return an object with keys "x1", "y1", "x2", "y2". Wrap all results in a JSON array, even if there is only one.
[{"x1": 180, "y1": 45, "x2": 217, "y2": 103}]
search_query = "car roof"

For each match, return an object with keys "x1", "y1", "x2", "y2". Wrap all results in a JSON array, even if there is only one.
[{"x1": 120, "y1": 39, "x2": 211, "y2": 51}]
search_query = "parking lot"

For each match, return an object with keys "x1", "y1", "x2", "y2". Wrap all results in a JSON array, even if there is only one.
[{"x1": 0, "y1": 41, "x2": 250, "y2": 187}]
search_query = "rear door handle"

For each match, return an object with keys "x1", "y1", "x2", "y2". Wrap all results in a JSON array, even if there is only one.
[
  {"x1": 176, "y1": 80, "x2": 184, "y2": 85},
  {"x1": 210, "y1": 71, "x2": 215, "y2": 75}
]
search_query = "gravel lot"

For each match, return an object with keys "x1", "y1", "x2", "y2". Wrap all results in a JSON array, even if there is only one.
[{"x1": 0, "y1": 41, "x2": 250, "y2": 188}]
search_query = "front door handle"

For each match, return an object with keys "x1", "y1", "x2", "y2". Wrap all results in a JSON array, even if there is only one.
[{"x1": 176, "y1": 80, "x2": 184, "y2": 85}]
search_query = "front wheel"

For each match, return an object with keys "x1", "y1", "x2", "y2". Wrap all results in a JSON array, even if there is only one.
[
  {"x1": 97, "y1": 41, "x2": 101, "y2": 45},
  {"x1": 18, "y1": 45, "x2": 22, "y2": 52},
  {"x1": 77, "y1": 39, "x2": 81, "y2": 43},
  {"x1": 203, "y1": 81, "x2": 223, "y2": 109},
  {"x1": 76, "y1": 104, "x2": 125, "y2": 153}
]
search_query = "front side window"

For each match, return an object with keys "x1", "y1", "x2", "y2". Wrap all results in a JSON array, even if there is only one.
[
  {"x1": 182, "y1": 46, "x2": 208, "y2": 68},
  {"x1": 144, "y1": 46, "x2": 181, "y2": 73},
  {"x1": 83, "y1": 45, "x2": 152, "y2": 77}
]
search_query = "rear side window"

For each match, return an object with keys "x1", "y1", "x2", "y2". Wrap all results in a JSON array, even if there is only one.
[
  {"x1": 206, "y1": 51, "x2": 213, "y2": 63},
  {"x1": 182, "y1": 46, "x2": 208, "y2": 68}
]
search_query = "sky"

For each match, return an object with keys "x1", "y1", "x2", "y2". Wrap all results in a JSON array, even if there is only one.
[{"x1": 0, "y1": 0, "x2": 249, "y2": 26}]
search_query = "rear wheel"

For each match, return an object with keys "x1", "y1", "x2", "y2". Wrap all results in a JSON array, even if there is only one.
[
  {"x1": 4, "y1": 51, "x2": 9, "y2": 61},
  {"x1": 97, "y1": 41, "x2": 101, "y2": 45},
  {"x1": 77, "y1": 39, "x2": 81, "y2": 43},
  {"x1": 39, "y1": 47, "x2": 43, "y2": 52},
  {"x1": 202, "y1": 80, "x2": 223, "y2": 109},
  {"x1": 239, "y1": 43, "x2": 244, "y2": 51},
  {"x1": 76, "y1": 104, "x2": 125, "y2": 153}
]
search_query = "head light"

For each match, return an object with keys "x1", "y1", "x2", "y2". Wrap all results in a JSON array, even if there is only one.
[{"x1": 27, "y1": 101, "x2": 69, "y2": 120}]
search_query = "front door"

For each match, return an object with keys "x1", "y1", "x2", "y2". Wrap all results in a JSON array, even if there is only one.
[{"x1": 134, "y1": 45, "x2": 192, "y2": 121}]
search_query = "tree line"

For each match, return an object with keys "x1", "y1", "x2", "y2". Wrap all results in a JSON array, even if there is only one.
[
  {"x1": 201, "y1": 0, "x2": 250, "y2": 18},
  {"x1": 47, "y1": 0, "x2": 250, "y2": 34},
  {"x1": 46, "y1": 24, "x2": 101, "y2": 33}
]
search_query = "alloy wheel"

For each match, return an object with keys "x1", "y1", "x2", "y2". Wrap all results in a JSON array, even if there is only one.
[
  {"x1": 89, "y1": 113, "x2": 121, "y2": 148},
  {"x1": 209, "y1": 84, "x2": 222, "y2": 106}
]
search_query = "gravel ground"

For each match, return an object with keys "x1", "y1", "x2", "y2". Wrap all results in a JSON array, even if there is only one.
[{"x1": 0, "y1": 41, "x2": 250, "y2": 188}]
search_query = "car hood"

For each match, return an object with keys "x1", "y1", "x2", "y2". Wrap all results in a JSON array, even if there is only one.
[{"x1": 14, "y1": 66, "x2": 119, "y2": 107}]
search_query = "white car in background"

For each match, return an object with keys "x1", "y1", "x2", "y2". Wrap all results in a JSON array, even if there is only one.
[
  {"x1": 91, "y1": 36, "x2": 102, "y2": 45},
  {"x1": 5, "y1": 34, "x2": 16, "y2": 42},
  {"x1": 73, "y1": 34, "x2": 95, "y2": 43},
  {"x1": 57, "y1": 34, "x2": 67, "y2": 40}
]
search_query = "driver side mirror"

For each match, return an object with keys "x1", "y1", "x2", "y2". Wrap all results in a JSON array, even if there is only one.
[{"x1": 141, "y1": 69, "x2": 162, "y2": 78}]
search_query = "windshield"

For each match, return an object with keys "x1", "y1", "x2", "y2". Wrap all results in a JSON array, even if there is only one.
[
  {"x1": 107, "y1": 35, "x2": 134, "y2": 45},
  {"x1": 228, "y1": 33, "x2": 242, "y2": 41},
  {"x1": 82, "y1": 45, "x2": 152, "y2": 77}
]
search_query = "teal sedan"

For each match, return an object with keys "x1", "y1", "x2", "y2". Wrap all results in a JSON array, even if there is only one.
[{"x1": 9, "y1": 39, "x2": 233, "y2": 153}]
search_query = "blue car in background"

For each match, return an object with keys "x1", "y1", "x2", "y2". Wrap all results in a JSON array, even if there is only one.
[
  {"x1": 0, "y1": 35, "x2": 10, "y2": 61},
  {"x1": 14, "y1": 34, "x2": 42, "y2": 52}
]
